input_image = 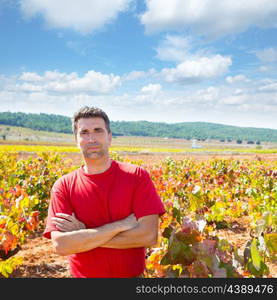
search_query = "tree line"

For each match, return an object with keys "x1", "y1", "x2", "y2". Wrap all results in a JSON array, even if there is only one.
[{"x1": 0, "y1": 111, "x2": 276, "y2": 142}]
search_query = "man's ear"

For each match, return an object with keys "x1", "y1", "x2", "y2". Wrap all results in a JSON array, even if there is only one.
[
  {"x1": 74, "y1": 135, "x2": 81, "y2": 149},
  {"x1": 108, "y1": 132, "x2": 112, "y2": 145}
]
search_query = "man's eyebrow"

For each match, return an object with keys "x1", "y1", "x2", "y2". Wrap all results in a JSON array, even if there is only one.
[
  {"x1": 94, "y1": 127, "x2": 104, "y2": 130},
  {"x1": 79, "y1": 128, "x2": 89, "y2": 132},
  {"x1": 79, "y1": 127, "x2": 104, "y2": 131}
]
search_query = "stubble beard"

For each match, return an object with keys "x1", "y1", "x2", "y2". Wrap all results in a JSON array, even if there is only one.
[{"x1": 82, "y1": 147, "x2": 107, "y2": 160}]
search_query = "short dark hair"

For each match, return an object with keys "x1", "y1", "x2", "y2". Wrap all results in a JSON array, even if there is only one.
[{"x1": 72, "y1": 106, "x2": 111, "y2": 136}]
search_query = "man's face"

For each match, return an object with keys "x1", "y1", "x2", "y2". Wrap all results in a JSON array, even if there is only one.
[{"x1": 76, "y1": 117, "x2": 112, "y2": 160}]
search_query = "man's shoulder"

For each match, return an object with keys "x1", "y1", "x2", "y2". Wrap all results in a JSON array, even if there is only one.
[
  {"x1": 114, "y1": 160, "x2": 148, "y2": 178},
  {"x1": 53, "y1": 167, "x2": 80, "y2": 187}
]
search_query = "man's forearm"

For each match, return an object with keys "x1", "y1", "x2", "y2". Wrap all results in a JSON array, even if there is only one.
[
  {"x1": 52, "y1": 215, "x2": 137, "y2": 255},
  {"x1": 52, "y1": 223, "x2": 122, "y2": 255},
  {"x1": 101, "y1": 224, "x2": 157, "y2": 249}
]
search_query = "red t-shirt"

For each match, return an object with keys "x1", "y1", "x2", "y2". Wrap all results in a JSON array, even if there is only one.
[{"x1": 43, "y1": 160, "x2": 165, "y2": 278}]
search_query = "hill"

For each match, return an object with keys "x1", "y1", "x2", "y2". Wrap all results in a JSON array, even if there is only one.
[{"x1": 0, "y1": 111, "x2": 276, "y2": 142}]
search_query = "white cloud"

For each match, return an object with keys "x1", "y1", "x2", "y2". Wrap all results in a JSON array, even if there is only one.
[
  {"x1": 19, "y1": 82, "x2": 43, "y2": 92},
  {"x1": 156, "y1": 35, "x2": 192, "y2": 62},
  {"x1": 258, "y1": 65, "x2": 273, "y2": 72},
  {"x1": 195, "y1": 86, "x2": 219, "y2": 102},
  {"x1": 161, "y1": 55, "x2": 231, "y2": 83},
  {"x1": 256, "y1": 48, "x2": 277, "y2": 62},
  {"x1": 258, "y1": 82, "x2": 277, "y2": 92},
  {"x1": 123, "y1": 69, "x2": 156, "y2": 81},
  {"x1": 44, "y1": 71, "x2": 79, "y2": 81},
  {"x1": 1, "y1": 75, "x2": 277, "y2": 128},
  {"x1": 19, "y1": 72, "x2": 43, "y2": 82},
  {"x1": 220, "y1": 94, "x2": 248, "y2": 105},
  {"x1": 226, "y1": 75, "x2": 250, "y2": 84},
  {"x1": 20, "y1": 0, "x2": 132, "y2": 34},
  {"x1": 19, "y1": 71, "x2": 79, "y2": 82},
  {"x1": 124, "y1": 71, "x2": 147, "y2": 81},
  {"x1": 237, "y1": 103, "x2": 277, "y2": 114},
  {"x1": 14, "y1": 70, "x2": 121, "y2": 94},
  {"x1": 141, "y1": 83, "x2": 161, "y2": 95},
  {"x1": 140, "y1": 0, "x2": 277, "y2": 39}
]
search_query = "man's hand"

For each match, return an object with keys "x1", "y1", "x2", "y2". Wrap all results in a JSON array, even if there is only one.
[
  {"x1": 52, "y1": 213, "x2": 86, "y2": 232},
  {"x1": 117, "y1": 213, "x2": 138, "y2": 231},
  {"x1": 102, "y1": 214, "x2": 159, "y2": 249}
]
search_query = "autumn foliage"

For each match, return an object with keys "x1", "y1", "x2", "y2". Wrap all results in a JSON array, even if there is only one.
[
  {"x1": 145, "y1": 157, "x2": 276, "y2": 278},
  {"x1": 0, "y1": 152, "x2": 75, "y2": 277},
  {"x1": 0, "y1": 152, "x2": 276, "y2": 278}
]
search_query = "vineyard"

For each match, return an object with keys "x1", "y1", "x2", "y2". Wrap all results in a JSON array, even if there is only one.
[
  {"x1": 0, "y1": 151, "x2": 276, "y2": 278},
  {"x1": 0, "y1": 144, "x2": 277, "y2": 154}
]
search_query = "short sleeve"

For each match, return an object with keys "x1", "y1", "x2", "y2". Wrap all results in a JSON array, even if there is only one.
[
  {"x1": 43, "y1": 178, "x2": 74, "y2": 239},
  {"x1": 132, "y1": 168, "x2": 165, "y2": 219}
]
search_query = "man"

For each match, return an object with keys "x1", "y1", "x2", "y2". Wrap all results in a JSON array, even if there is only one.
[{"x1": 43, "y1": 106, "x2": 165, "y2": 278}]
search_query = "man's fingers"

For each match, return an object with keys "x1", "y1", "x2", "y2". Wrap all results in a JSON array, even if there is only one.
[
  {"x1": 53, "y1": 220, "x2": 73, "y2": 231},
  {"x1": 55, "y1": 213, "x2": 74, "y2": 221},
  {"x1": 52, "y1": 217, "x2": 71, "y2": 224},
  {"x1": 55, "y1": 224, "x2": 69, "y2": 232},
  {"x1": 52, "y1": 213, "x2": 85, "y2": 232},
  {"x1": 53, "y1": 221, "x2": 67, "y2": 229}
]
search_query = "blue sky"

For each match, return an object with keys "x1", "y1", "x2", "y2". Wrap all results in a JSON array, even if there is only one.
[{"x1": 0, "y1": 0, "x2": 277, "y2": 129}]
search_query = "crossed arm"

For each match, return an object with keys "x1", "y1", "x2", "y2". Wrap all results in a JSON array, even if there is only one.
[{"x1": 50, "y1": 213, "x2": 159, "y2": 256}]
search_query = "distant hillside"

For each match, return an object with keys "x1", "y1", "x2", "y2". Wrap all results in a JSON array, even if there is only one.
[
  {"x1": 0, "y1": 111, "x2": 276, "y2": 142},
  {"x1": 0, "y1": 112, "x2": 71, "y2": 133}
]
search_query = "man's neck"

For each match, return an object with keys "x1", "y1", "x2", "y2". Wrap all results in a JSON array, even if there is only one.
[{"x1": 83, "y1": 157, "x2": 112, "y2": 175}]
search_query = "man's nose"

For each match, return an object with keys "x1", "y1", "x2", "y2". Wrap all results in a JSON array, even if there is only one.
[{"x1": 88, "y1": 133, "x2": 96, "y2": 141}]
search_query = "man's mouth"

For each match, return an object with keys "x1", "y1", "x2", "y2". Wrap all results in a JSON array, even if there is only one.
[{"x1": 86, "y1": 145, "x2": 101, "y2": 150}]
